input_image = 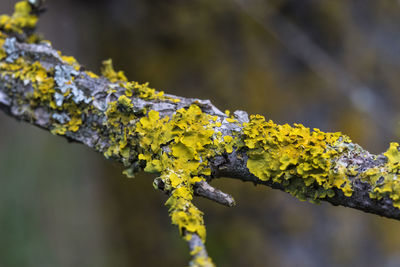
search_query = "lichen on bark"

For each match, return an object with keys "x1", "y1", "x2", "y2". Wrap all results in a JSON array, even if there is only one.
[{"x1": 2, "y1": 2, "x2": 400, "y2": 266}]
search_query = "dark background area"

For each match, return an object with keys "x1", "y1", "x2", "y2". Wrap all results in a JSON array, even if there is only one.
[{"x1": 1, "y1": 0, "x2": 400, "y2": 266}]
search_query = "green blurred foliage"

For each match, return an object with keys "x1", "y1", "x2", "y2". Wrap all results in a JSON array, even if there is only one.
[{"x1": 1, "y1": 0, "x2": 400, "y2": 266}]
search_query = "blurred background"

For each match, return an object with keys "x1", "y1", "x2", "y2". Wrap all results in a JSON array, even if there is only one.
[{"x1": 1, "y1": 0, "x2": 400, "y2": 266}]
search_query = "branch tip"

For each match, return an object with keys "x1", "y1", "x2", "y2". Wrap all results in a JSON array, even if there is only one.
[{"x1": 194, "y1": 180, "x2": 236, "y2": 207}]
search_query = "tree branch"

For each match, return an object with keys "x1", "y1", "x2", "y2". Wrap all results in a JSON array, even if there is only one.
[
  {"x1": 194, "y1": 180, "x2": 236, "y2": 207},
  {"x1": 2, "y1": 1, "x2": 400, "y2": 266}
]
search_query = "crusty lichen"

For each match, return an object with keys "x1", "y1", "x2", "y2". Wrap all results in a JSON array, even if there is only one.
[
  {"x1": 242, "y1": 114, "x2": 355, "y2": 201},
  {"x1": 360, "y1": 142, "x2": 400, "y2": 208}
]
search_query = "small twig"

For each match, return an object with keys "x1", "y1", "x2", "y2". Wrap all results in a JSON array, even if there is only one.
[{"x1": 194, "y1": 180, "x2": 236, "y2": 207}]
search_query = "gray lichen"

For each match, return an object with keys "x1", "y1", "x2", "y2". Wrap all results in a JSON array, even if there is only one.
[
  {"x1": 54, "y1": 65, "x2": 92, "y2": 106},
  {"x1": 3, "y1": 37, "x2": 21, "y2": 63}
]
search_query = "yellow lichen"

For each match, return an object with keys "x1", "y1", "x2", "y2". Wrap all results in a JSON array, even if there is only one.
[
  {"x1": 226, "y1": 117, "x2": 237, "y2": 123},
  {"x1": 103, "y1": 95, "x2": 137, "y2": 163},
  {"x1": 50, "y1": 124, "x2": 67, "y2": 135},
  {"x1": 61, "y1": 55, "x2": 80, "y2": 70},
  {"x1": 222, "y1": 135, "x2": 235, "y2": 153},
  {"x1": 85, "y1": 71, "x2": 99, "y2": 79},
  {"x1": 133, "y1": 105, "x2": 222, "y2": 242},
  {"x1": 68, "y1": 116, "x2": 82, "y2": 132},
  {"x1": 243, "y1": 114, "x2": 354, "y2": 201},
  {"x1": 362, "y1": 142, "x2": 400, "y2": 208},
  {"x1": 0, "y1": 1, "x2": 38, "y2": 34},
  {"x1": 192, "y1": 258, "x2": 214, "y2": 267},
  {"x1": 101, "y1": 59, "x2": 128, "y2": 83},
  {"x1": 0, "y1": 33, "x2": 5, "y2": 60}
]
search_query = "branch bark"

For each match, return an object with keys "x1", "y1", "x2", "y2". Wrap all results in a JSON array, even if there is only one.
[
  {"x1": 1, "y1": 1, "x2": 400, "y2": 266},
  {"x1": 1, "y1": 19, "x2": 399, "y2": 220}
]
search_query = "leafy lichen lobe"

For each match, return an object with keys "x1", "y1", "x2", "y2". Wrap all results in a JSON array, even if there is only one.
[
  {"x1": 361, "y1": 142, "x2": 400, "y2": 208},
  {"x1": 243, "y1": 114, "x2": 355, "y2": 201}
]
